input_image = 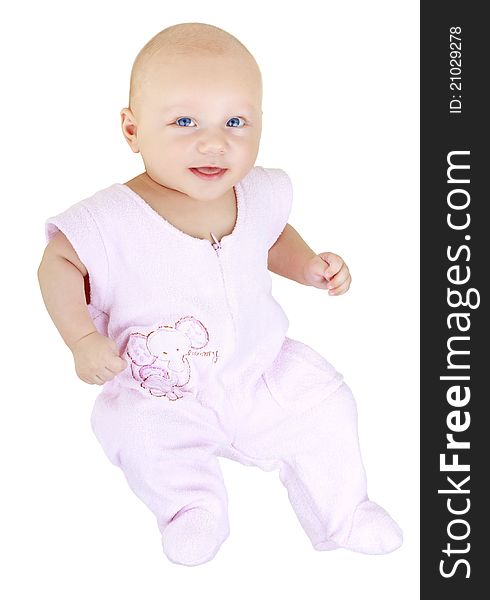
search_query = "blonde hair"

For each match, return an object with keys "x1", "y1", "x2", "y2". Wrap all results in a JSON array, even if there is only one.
[{"x1": 128, "y1": 22, "x2": 260, "y2": 115}]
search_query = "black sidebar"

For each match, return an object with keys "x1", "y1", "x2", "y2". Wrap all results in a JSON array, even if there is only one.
[{"x1": 421, "y1": 1, "x2": 489, "y2": 597}]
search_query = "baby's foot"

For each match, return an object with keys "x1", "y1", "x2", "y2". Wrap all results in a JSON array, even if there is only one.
[
  {"x1": 342, "y1": 500, "x2": 403, "y2": 555},
  {"x1": 161, "y1": 507, "x2": 226, "y2": 566}
]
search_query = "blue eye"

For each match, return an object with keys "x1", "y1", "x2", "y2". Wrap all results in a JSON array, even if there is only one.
[
  {"x1": 175, "y1": 117, "x2": 196, "y2": 127},
  {"x1": 226, "y1": 117, "x2": 246, "y2": 128},
  {"x1": 174, "y1": 116, "x2": 246, "y2": 127}
]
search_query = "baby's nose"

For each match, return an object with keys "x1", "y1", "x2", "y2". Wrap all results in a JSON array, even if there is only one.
[{"x1": 197, "y1": 133, "x2": 226, "y2": 155}]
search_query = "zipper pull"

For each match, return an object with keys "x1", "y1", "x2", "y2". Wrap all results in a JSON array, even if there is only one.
[{"x1": 210, "y1": 232, "x2": 222, "y2": 253}]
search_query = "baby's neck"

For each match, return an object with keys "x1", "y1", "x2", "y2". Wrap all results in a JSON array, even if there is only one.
[{"x1": 123, "y1": 172, "x2": 237, "y2": 243}]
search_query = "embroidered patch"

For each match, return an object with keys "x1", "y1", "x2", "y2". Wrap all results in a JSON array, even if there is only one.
[{"x1": 126, "y1": 316, "x2": 215, "y2": 401}]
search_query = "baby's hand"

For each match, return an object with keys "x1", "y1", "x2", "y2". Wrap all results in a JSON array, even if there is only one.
[
  {"x1": 70, "y1": 331, "x2": 128, "y2": 385},
  {"x1": 303, "y1": 252, "x2": 352, "y2": 295}
]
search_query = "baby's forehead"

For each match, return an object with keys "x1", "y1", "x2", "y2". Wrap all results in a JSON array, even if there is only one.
[
  {"x1": 143, "y1": 53, "x2": 261, "y2": 102},
  {"x1": 147, "y1": 50, "x2": 258, "y2": 81},
  {"x1": 144, "y1": 92, "x2": 261, "y2": 120}
]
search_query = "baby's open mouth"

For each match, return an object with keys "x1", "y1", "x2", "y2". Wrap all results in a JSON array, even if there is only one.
[
  {"x1": 189, "y1": 166, "x2": 228, "y2": 180},
  {"x1": 191, "y1": 166, "x2": 226, "y2": 174}
]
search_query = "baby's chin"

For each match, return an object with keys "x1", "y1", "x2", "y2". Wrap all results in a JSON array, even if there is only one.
[
  {"x1": 170, "y1": 178, "x2": 235, "y2": 202},
  {"x1": 146, "y1": 167, "x2": 242, "y2": 201}
]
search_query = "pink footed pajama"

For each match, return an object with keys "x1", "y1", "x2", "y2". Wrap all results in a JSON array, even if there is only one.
[{"x1": 45, "y1": 166, "x2": 402, "y2": 566}]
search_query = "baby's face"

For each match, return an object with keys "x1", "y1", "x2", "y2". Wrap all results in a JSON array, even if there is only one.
[{"x1": 122, "y1": 52, "x2": 262, "y2": 201}]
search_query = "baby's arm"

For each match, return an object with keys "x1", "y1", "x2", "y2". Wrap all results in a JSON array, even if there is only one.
[
  {"x1": 267, "y1": 224, "x2": 351, "y2": 295},
  {"x1": 38, "y1": 231, "x2": 97, "y2": 349},
  {"x1": 38, "y1": 232, "x2": 127, "y2": 384},
  {"x1": 267, "y1": 224, "x2": 316, "y2": 285}
]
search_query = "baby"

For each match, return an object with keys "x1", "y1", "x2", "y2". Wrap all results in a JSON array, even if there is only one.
[{"x1": 38, "y1": 22, "x2": 402, "y2": 566}]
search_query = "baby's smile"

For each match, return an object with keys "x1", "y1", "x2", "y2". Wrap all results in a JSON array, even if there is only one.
[{"x1": 189, "y1": 166, "x2": 229, "y2": 181}]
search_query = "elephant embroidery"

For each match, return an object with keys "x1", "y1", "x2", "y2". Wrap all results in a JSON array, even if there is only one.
[{"x1": 126, "y1": 316, "x2": 210, "y2": 400}]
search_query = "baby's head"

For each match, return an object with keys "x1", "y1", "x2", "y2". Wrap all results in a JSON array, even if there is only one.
[{"x1": 121, "y1": 23, "x2": 263, "y2": 201}]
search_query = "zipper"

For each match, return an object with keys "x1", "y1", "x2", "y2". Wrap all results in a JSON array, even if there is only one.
[
  {"x1": 210, "y1": 232, "x2": 222, "y2": 253},
  {"x1": 209, "y1": 232, "x2": 239, "y2": 435},
  {"x1": 210, "y1": 232, "x2": 236, "y2": 342}
]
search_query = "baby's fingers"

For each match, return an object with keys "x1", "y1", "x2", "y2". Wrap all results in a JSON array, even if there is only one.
[
  {"x1": 326, "y1": 269, "x2": 352, "y2": 295},
  {"x1": 77, "y1": 369, "x2": 109, "y2": 385},
  {"x1": 328, "y1": 281, "x2": 351, "y2": 296},
  {"x1": 107, "y1": 354, "x2": 128, "y2": 373},
  {"x1": 327, "y1": 278, "x2": 352, "y2": 296},
  {"x1": 318, "y1": 252, "x2": 343, "y2": 279},
  {"x1": 93, "y1": 372, "x2": 109, "y2": 385}
]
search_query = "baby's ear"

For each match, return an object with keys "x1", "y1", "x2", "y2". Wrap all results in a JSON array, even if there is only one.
[{"x1": 120, "y1": 108, "x2": 139, "y2": 153}]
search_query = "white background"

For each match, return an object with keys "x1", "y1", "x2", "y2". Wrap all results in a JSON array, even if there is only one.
[{"x1": 2, "y1": 1, "x2": 419, "y2": 598}]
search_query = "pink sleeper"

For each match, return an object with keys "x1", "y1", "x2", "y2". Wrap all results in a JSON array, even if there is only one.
[{"x1": 45, "y1": 166, "x2": 402, "y2": 566}]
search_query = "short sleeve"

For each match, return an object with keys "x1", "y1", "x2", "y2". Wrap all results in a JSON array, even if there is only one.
[
  {"x1": 263, "y1": 168, "x2": 293, "y2": 249},
  {"x1": 45, "y1": 200, "x2": 109, "y2": 314}
]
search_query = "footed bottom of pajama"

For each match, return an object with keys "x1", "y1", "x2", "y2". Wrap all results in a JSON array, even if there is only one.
[
  {"x1": 313, "y1": 501, "x2": 403, "y2": 555},
  {"x1": 161, "y1": 507, "x2": 228, "y2": 566},
  {"x1": 160, "y1": 501, "x2": 402, "y2": 566},
  {"x1": 91, "y1": 356, "x2": 403, "y2": 566}
]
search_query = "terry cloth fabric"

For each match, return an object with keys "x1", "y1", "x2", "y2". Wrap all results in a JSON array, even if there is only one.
[{"x1": 44, "y1": 166, "x2": 402, "y2": 565}]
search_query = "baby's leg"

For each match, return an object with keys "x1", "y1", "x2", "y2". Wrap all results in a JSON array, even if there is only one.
[
  {"x1": 91, "y1": 388, "x2": 230, "y2": 566},
  {"x1": 276, "y1": 383, "x2": 402, "y2": 554},
  {"x1": 234, "y1": 339, "x2": 403, "y2": 554}
]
